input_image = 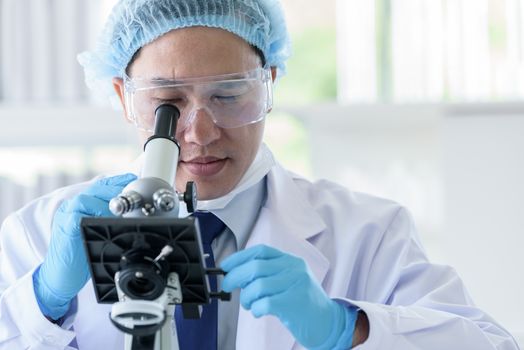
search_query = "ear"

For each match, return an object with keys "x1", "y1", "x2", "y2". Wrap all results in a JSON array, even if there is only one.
[
  {"x1": 112, "y1": 77, "x2": 131, "y2": 124},
  {"x1": 266, "y1": 67, "x2": 278, "y2": 114}
]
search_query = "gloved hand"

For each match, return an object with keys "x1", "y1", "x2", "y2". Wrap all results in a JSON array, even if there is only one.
[
  {"x1": 221, "y1": 245, "x2": 358, "y2": 350},
  {"x1": 33, "y1": 173, "x2": 137, "y2": 320}
]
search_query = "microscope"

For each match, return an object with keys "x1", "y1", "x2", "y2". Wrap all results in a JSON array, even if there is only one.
[{"x1": 81, "y1": 104, "x2": 230, "y2": 350}]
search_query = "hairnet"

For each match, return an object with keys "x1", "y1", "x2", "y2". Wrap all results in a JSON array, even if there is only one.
[{"x1": 77, "y1": 0, "x2": 291, "y2": 106}]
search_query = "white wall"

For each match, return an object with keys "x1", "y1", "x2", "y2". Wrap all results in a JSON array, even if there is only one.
[
  {"x1": 0, "y1": 105, "x2": 136, "y2": 147},
  {"x1": 301, "y1": 103, "x2": 524, "y2": 345},
  {"x1": 441, "y1": 114, "x2": 524, "y2": 342}
]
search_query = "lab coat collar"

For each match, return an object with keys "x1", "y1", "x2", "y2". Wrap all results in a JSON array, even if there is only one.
[{"x1": 236, "y1": 162, "x2": 330, "y2": 350}]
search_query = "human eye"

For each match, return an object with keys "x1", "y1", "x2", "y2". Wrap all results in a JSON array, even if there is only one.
[
  {"x1": 149, "y1": 88, "x2": 186, "y2": 105},
  {"x1": 151, "y1": 97, "x2": 184, "y2": 105},
  {"x1": 213, "y1": 94, "x2": 241, "y2": 104},
  {"x1": 211, "y1": 84, "x2": 251, "y2": 104}
]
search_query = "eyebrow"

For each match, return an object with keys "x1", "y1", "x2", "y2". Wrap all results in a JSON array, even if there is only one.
[
  {"x1": 148, "y1": 72, "x2": 250, "y2": 83},
  {"x1": 214, "y1": 81, "x2": 250, "y2": 89}
]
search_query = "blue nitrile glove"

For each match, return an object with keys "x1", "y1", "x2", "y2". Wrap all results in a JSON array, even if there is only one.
[
  {"x1": 221, "y1": 245, "x2": 359, "y2": 350},
  {"x1": 33, "y1": 173, "x2": 137, "y2": 320}
]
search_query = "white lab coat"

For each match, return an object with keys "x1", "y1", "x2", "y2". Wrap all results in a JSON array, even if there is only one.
[{"x1": 0, "y1": 162, "x2": 519, "y2": 350}]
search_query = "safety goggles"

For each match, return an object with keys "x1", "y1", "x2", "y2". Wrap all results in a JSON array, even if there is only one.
[{"x1": 123, "y1": 68, "x2": 273, "y2": 133}]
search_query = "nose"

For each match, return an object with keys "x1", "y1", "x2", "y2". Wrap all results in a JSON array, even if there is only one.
[{"x1": 180, "y1": 108, "x2": 221, "y2": 146}]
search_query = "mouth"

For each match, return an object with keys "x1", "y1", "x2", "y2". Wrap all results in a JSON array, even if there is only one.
[{"x1": 179, "y1": 156, "x2": 228, "y2": 177}]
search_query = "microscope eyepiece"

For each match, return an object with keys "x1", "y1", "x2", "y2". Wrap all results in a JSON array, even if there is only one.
[{"x1": 154, "y1": 104, "x2": 180, "y2": 138}]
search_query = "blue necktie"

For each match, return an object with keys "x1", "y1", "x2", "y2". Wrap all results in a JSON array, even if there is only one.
[{"x1": 175, "y1": 211, "x2": 225, "y2": 350}]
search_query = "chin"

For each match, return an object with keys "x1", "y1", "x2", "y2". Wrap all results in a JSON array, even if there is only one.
[
  {"x1": 194, "y1": 182, "x2": 233, "y2": 201},
  {"x1": 176, "y1": 176, "x2": 231, "y2": 201}
]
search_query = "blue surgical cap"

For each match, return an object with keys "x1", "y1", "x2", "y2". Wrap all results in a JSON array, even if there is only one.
[{"x1": 78, "y1": 0, "x2": 291, "y2": 106}]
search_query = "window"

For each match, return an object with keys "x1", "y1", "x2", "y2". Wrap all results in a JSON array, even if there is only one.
[
  {"x1": 265, "y1": 0, "x2": 337, "y2": 178},
  {"x1": 0, "y1": 1, "x2": 114, "y2": 104},
  {"x1": 338, "y1": 0, "x2": 524, "y2": 103}
]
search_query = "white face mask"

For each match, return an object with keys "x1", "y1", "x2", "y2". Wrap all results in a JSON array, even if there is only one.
[{"x1": 178, "y1": 143, "x2": 275, "y2": 215}]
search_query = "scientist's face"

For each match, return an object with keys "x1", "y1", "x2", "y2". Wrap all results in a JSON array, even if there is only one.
[{"x1": 114, "y1": 27, "x2": 273, "y2": 200}]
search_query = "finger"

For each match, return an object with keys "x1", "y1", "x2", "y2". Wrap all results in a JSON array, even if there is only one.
[
  {"x1": 95, "y1": 173, "x2": 137, "y2": 187},
  {"x1": 250, "y1": 292, "x2": 289, "y2": 319},
  {"x1": 85, "y1": 185, "x2": 129, "y2": 203},
  {"x1": 53, "y1": 211, "x2": 88, "y2": 244},
  {"x1": 61, "y1": 195, "x2": 114, "y2": 217},
  {"x1": 221, "y1": 256, "x2": 290, "y2": 292},
  {"x1": 84, "y1": 173, "x2": 137, "y2": 201},
  {"x1": 239, "y1": 271, "x2": 296, "y2": 310},
  {"x1": 220, "y1": 244, "x2": 285, "y2": 272},
  {"x1": 53, "y1": 210, "x2": 91, "y2": 239},
  {"x1": 55, "y1": 197, "x2": 114, "y2": 239}
]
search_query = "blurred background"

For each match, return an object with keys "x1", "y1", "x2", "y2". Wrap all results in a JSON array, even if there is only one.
[{"x1": 0, "y1": 0, "x2": 522, "y2": 345}]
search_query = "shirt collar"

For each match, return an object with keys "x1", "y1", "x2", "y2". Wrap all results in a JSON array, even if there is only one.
[
  {"x1": 192, "y1": 144, "x2": 274, "y2": 249},
  {"x1": 211, "y1": 176, "x2": 267, "y2": 250}
]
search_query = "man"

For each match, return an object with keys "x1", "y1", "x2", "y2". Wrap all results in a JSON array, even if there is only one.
[{"x1": 0, "y1": 0, "x2": 519, "y2": 349}]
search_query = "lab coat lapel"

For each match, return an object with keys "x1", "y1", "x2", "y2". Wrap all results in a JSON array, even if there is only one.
[{"x1": 235, "y1": 163, "x2": 330, "y2": 350}]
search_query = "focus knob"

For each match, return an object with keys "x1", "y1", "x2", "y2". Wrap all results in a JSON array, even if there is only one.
[
  {"x1": 184, "y1": 182, "x2": 197, "y2": 213},
  {"x1": 109, "y1": 191, "x2": 143, "y2": 216},
  {"x1": 153, "y1": 188, "x2": 176, "y2": 212}
]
